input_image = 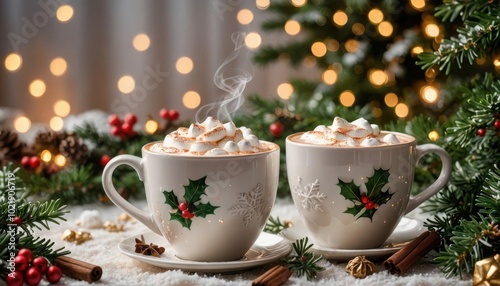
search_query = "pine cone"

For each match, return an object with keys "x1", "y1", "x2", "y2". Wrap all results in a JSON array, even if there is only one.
[
  {"x1": 33, "y1": 130, "x2": 67, "y2": 155},
  {"x1": 59, "y1": 133, "x2": 88, "y2": 165},
  {"x1": 0, "y1": 128, "x2": 26, "y2": 166}
]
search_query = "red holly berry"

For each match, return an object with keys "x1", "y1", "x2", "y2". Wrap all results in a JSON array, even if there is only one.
[
  {"x1": 21, "y1": 156, "x2": 31, "y2": 168},
  {"x1": 365, "y1": 201, "x2": 375, "y2": 210},
  {"x1": 100, "y1": 155, "x2": 111, "y2": 167},
  {"x1": 494, "y1": 120, "x2": 500, "y2": 130},
  {"x1": 17, "y1": 248, "x2": 33, "y2": 262},
  {"x1": 124, "y1": 113, "x2": 138, "y2": 125},
  {"x1": 6, "y1": 271, "x2": 24, "y2": 286},
  {"x1": 477, "y1": 128, "x2": 486, "y2": 137},
  {"x1": 32, "y1": 257, "x2": 49, "y2": 274},
  {"x1": 167, "y1": 109, "x2": 179, "y2": 121},
  {"x1": 178, "y1": 202, "x2": 188, "y2": 211},
  {"x1": 182, "y1": 210, "x2": 192, "y2": 219},
  {"x1": 361, "y1": 195, "x2": 369, "y2": 204},
  {"x1": 188, "y1": 212, "x2": 195, "y2": 219},
  {"x1": 159, "y1": 108, "x2": 169, "y2": 119},
  {"x1": 29, "y1": 156, "x2": 41, "y2": 169},
  {"x1": 12, "y1": 216, "x2": 22, "y2": 226},
  {"x1": 269, "y1": 122, "x2": 284, "y2": 137},
  {"x1": 46, "y1": 265, "x2": 62, "y2": 284},
  {"x1": 121, "y1": 122, "x2": 134, "y2": 135},
  {"x1": 24, "y1": 267, "x2": 42, "y2": 286},
  {"x1": 110, "y1": 125, "x2": 121, "y2": 136},
  {"x1": 14, "y1": 255, "x2": 29, "y2": 272},
  {"x1": 108, "y1": 114, "x2": 121, "y2": 126}
]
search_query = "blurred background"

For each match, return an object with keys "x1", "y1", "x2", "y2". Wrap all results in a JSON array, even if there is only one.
[{"x1": 0, "y1": 0, "x2": 318, "y2": 139}]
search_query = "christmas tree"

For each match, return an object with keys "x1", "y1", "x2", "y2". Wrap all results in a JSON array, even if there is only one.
[{"x1": 237, "y1": 0, "x2": 500, "y2": 277}]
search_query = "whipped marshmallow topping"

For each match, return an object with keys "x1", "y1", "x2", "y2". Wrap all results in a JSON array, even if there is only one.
[
  {"x1": 152, "y1": 117, "x2": 271, "y2": 155},
  {"x1": 299, "y1": 117, "x2": 402, "y2": 147}
]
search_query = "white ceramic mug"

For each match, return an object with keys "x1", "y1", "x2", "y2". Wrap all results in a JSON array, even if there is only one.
[
  {"x1": 286, "y1": 132, "x2": 452, "y2": 249},
  {"x1": 102, "y1": 141, "x2": 280, "y2": 261}
]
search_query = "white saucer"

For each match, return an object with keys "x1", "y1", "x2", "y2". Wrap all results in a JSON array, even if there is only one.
[
  {"x1": 281, "y1": 217, "x2": 425, "y2": 261},
  {"x1": 118, "y1": 231, "x2": 292, "y2": 273}
]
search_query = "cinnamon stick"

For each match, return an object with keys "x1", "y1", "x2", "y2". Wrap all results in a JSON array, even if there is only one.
[
  {"x1": 53, "y1": 256, "x2": 102, "y2": 282},
  {"x1": 252, "y1": 265, "x2": 292, "y2": 286},
  {"x1": 383, "y1": 230, "x2": 440, "y2": 275}
]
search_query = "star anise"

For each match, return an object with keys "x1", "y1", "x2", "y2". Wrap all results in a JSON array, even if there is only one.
[{"x1": 134, "y1": 235, "x2": 165, "y2": 257}]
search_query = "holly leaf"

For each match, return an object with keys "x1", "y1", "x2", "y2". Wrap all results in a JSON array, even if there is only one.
[
  {"x1": 170, "y1": 212, "x2": 192, "y2": 230},
  {"x1": 163, "y1": 190, "x2": 179, "y2": 209},
  {"x1": 183, "y1": 176, "x2": 208, "y2": 205},
  {"x1": 365, "y1": 168, "x2": 390, "y2": 198},
  {"x1": 371, "y1": 189, "x2": 394, "y2": 206},
  {"x1": 338, "y1": 179, "x2": 360, "y2": 202},
  {"x1": 193, "y1": 202, "x2": 219, "y2": 218},
  {"x1": 344, "y1": 205, "x2": 364, "y2": 217}
]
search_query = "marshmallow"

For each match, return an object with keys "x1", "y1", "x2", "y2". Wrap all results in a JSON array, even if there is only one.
[
  {"x1": 371, "y1": 124, "x2": 380, "y2": 136},
  {"x1": 331, "y1": 117, "x2": 354, "y2": 132},
  {"x1": 163, "y1": 133, "x2": 195, "y2": 150},
  {"x1": 187, "y1": 123, "x2": 205, "y2": 138},
  {"x1": 189, "y1": 141, "x2": 217, "y2": 153},
  {"x1": 382, "y1": 134, "x2": 400, "y2": 144},
  {"x1": 197, "y1": 125, "x2": 226, "y2": 142},
  {"x1": 300, "y1": 132, "x2": 333, "y2": 145},
  {"x1": 246, "y1": 134, "x2": 261, "y2": 147},
  {"x1": 223, "y1": 122, "x2": 237, "y2": 137},
  {"x1": 240, "y1": 126, "x2": 253, "y2": 137},
  {"x1": 223, "y1": 141, "x2": 239, "y2": 153},
  {"x1": 237, "y1": 139, "x2": 253, "y2": 152},
  {"x1": 202, "y1": 117, "x2": 223, "y2": 130},
  {"x1": 361, "y1": 138, "x2": 380, "y2": 147},
  {"x1": 314, "y1": 125, "x2": 329, "y2": 132},
  {"x1": 205, "y1": 148, "x2": 229, "y2": 156}
]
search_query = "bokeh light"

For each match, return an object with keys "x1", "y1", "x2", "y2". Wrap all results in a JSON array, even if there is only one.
[
  {"x1": 183, "y1": 91, "x2": 201, "y2": 109},
  {"x1": 311, "y1": 42, "x2": 327, "y2": 57},
  {"x1": 49, "y1": 116, "x2": 64, "y2": 131},
  {"x1": 284, "y1": 20, "x2": 301, "y2": 36},
  {"x1": 56, "y1": 4, "x2": 74, "y2": 23},
  {"x1": 144, "y1": 119, "x2": 159, "y2": 134},
  {"x1": 420, "y1": 85, "x2": 439, "y2": 103},
  {"x1": 333, "y1": 11, "x2": 348, "y2": 26},
  {"x1": 425, "y1": 23, "x2": 440, "y2": 37},
  {"x1": 410, "y1": 0, "x2": 426, "y2": 10},
  {"x1": 50, "y1": 57, "x2": 67, "y2": 76},
  {"x1": 54, "y1": 154, "x2": 67, "y2": 167},
  {"x1": 395, "y1": 103, "x2": 409, "y2": 118},
  {"x1": 322, "y1": 69, "x2": 338, "y2": 85},
  {"x1": 237, "y1": 9, "x2": 254, "y2": 25},
  {"x1": 428, "y1": 130, "x2": 439, "y2": 141},
  {"x1": 5, "y1": 53, "x2": 22, "y2": 72},
  {"x1": 40, "y1": 150, "x2": 52, "y2": 162},
  {"x1": 245, "y1": 32, "x2": 261, "y2": 49},
  {"x1": 378, "y1": 21, "x2": 393, "y2": 37},
  {"x1": 53, "y1": 100, "x2": 71, "y2": 117},
  {"x1": 176, "y1": 57, "x2": 194, "y2": 74},
  {"x1": 256, "y1": 0, "x2": 270, "y2": 9},
  {"x1": 411, "y1": 46, "x2": 424, "y2": 56},
  {"x1": 117, "y1": 75, "x2": 135, "y2": 93},
  {"x1": 352, "y1": 23, "x2": 365, "y2": 36},
  {"x1": 368, "y1": 69, "x2": 388, "y2": 86},
  {"x1": 29, "y1": 79, "x2": 46, "y2": 97},
  {"x1": 277, "y1": 83, "x2": 294, "y2": 99},
  {"x1": 291, "y1": 0, "x2": 307, "y2": 7},
  {"x1": 133, "y1": 34, "x2": 151, "y2": 51},
  {"x1": 345, "y1": 39, "x2": 359, "y2": 53},
  {"x1": 384, "y1": 92, "x2": 398, "y2": 107},
  {"x1": 368, "y1": 9, "x2": 384, "y2": 24},
  {"x1": 339, "y1": 91, "x2": 355, "y2": 107},
  {"x1": 14, "y1": 116, "x2": 31, "y2": 133}
]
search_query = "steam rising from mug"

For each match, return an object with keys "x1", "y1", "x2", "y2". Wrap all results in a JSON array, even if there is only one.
[{"x1": 195, "y1": 32, "x2": 253, "y2": 123}]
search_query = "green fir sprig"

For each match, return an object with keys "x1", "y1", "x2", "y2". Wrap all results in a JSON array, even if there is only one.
[
  {"x1": 264, "y1": 216, "x2": 289, "y2": 234},
  {"x1": 286, "y1": 237, "x2": 325, "y2": 281}
]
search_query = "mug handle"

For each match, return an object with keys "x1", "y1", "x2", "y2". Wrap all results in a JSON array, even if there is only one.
[
  {"x1": 102, "y1": 154, "x2": 162, "y2": 235},
  {"x1": 405, "y1": 144, "x2": 452, "y2": 214}
]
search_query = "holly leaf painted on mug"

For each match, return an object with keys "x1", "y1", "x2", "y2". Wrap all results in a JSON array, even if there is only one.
[
  {"x1": 365, "y1": 168, "x2": 390, "y2": 198},
  {"x1": 193, "y1": 202, "x2": 218, "y2": 218},
  {"x1": 338, "y1": 168, "x2": 392, "y2": 221},
  {"x1": 338, "y1": 179, "x2": 361, "y2": 202},
  {"x1": 163, "y1": 189, "x2": 179, "y2": 209},
  {"x1": 183, "y1": 176, "x2": 209, "y2": 205},
  {"x1": 169, "y1": 212, "x2": 193, "y2": 230}
]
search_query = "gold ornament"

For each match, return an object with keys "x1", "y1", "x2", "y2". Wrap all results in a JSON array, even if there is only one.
[
  {"x1": 473, "y1": 254, "x2": 500, "y2": 286},
  {"x1": 104, "y1": 221, "x2": 125, "y2": 232},
  {"x1": 283, "y1": 220, "x2": 294, "y2": 229},
  {"x1": 346, "y1": 256, "x2": 376, "y2": 278},
  {"x1": 117, "y1": 212, "x2": 135, "y2": 223},
  {"x1": 61, "y1": 229, "x2": 92, "y2": 245}
]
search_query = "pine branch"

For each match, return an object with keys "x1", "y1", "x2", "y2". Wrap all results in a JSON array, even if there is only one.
[
  {"x1": 6, "y1": 199, "x2": 68, "y2": 232},
  {"x1": 286, "y1": 237, "x2": 325, "y2": 281},
  {"x1": 264, "y1": 216, "x2": 289, "y2": 234}
]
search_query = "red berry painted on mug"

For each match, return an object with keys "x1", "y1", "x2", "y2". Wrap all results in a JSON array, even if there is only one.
[
  {"x1": 361, "y1": 195, "x2": 369, "y2": 204},
  {"x1": 178, "y1": 202, "x2": 188, "y2": 211},
  {"x1": 365, "y1": 201, "x2": 375, "y2": 210},
  {"x1": 182, "y1": 210, "x2": 192, "y2": 219},
  {"x1": 46, "y1": 265, "x2": 62, "y2": 284}
]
